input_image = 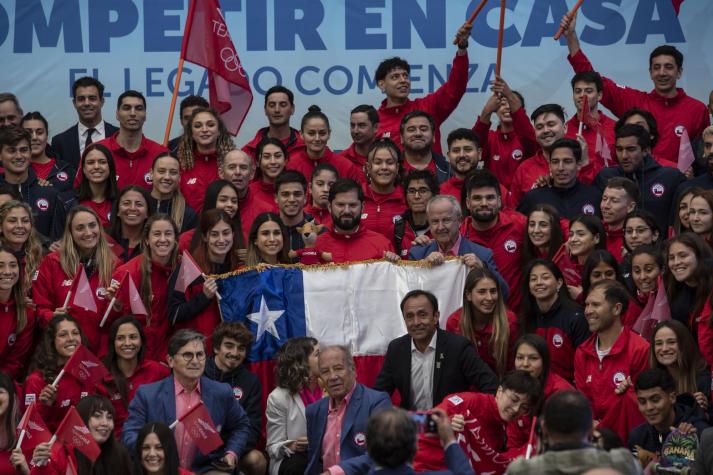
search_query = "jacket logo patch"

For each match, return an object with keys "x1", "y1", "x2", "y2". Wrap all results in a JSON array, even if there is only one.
[
  {"x1": 187, "y1": 177, "x2": 197, "y2": 185},
  {"x1": 448, "y1": 395, "x2": 464, "y2": 405},
  {"x1": 674, "y1": 125, "x2": 685, "y2": 137},
  {"x1": 62, "y1": 279, "x2": 73, "y2": 287},
  {"x1": 582, "y1": 204, "x2": 595, "y2": 215},
  {"x1": 36, "y1": 198, "x2": 49, "y2": 211},
  {"x1": 504, "y1": 240, "x2": 517, "y2": 253},
  {"x1": 612, "y1": 372, "x2": 627, "y2": 386},
  {"x1": 512, "y1": 149, "x2": 523, "y2": 161},
  {"x1": 354, "y1": 432, "x2": 366, "y2": 446},
  {"x1": 7, "y1": 333, "x2": 16, "y2": 346},
  {"x1": 552, "y1": 333, "x2": 564, "y2": 348},
  {"x1": 651, "y1": 183, "x2": 665, "y2": 197},
  {"x1": 144, "y1": 173, "x2": 153, "y2": 185},
  {"x1": 233, "y1": 386, "x2": 243, "y2": 400},
  {"x1": 57, "y1": 171, "x2": 69, "y2": 182}
]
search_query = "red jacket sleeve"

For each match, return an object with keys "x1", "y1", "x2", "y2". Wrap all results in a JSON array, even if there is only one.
[
  {"x1": 416, "y1": 52, "x2": 469, "y2": 125},
  {"x1": 0, "y1": 309, "x2": 36, "y2": 379},
  {"x1": 472, "y1": 118, "x2": 492, "y2": 158},
  {"x1": 33, "y1": 257, "x2": 61, "y2": 326},
  {"x1": 510, "y1": 108, "x2": 539, "y2": 158},
  {"x1": 698, "y1": 313, "x2": 713, "y2": 369}
]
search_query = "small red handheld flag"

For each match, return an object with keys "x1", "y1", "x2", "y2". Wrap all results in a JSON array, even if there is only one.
[
  {"x1": 552, "y1": 243, "x2": 581, "y2": 287},
  {"x1": 677, "y1": 127, "x2": 695, "y2": 172},
  {"x1": 175, "y1": 251, "x2": 203, "y2": 293},
  {"x1": 16, "y1": 403, "x2": 52, "y2": 450},
  {"x1": 116, "y1": 272, "x2": 149, "y2": 317},
  {"x1": 632, "y1": 277, "x2": 671, "y2": 339},
  {"x1": 64, "y1": 344, "x2": 110, "y2": 388},
  {"x1": 181, "y1": 0, "x2": 253, "y2": 135},
  {"x1": 54, "y1": 407, "x2": 101, "y2": 463},
  {"x1": 69, "y1": 264, "x2": 97, "y2": 313},
  {"x1": 181, "y1": 402, "x2": 223, "y2": 455}
]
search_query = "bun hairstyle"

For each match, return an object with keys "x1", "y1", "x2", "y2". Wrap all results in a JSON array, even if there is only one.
[{"x1": 301, "y1": 105, "x2": 331, "y2": 131}]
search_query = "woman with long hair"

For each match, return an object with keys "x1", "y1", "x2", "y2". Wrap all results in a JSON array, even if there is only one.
[
  {"x1": 688, "y1": 189, "x2": 713, "y2": 247},
  {"x1": 566, "y1": 214, "x2": 607, "y2": 300},
  {"x1": 664, "y1": 233, "x2": 713, "y2": 328},
  {"x1": 148, "y1": 153, "x2": 197, "y2": 233},
  {"x1": 110, "y1": 214, "x2": 178, "y2": 361},
  {"x1": 169, "y1": 210, "x2": 242, "y2": 341},
  {"x1": 266, "y1": 337, "x2": 321, "y2": 475},
  {"x1": 0, "y1": 200, "x2": 43, "y2": 291},
  {"x1": 30, "y1": 395, "x2": 132, "y2": 475},
  {"x1": 621, "y1": 210, "x2": 661, "y2": 292},
  {"x1": 134, "y1": 422, "x2": 192, "y2": 475},
  {"x1": 446, "y1": 267, "x2": 517, "y2": 377},
  {"x1": 304, "y1": 164, "x2": 338, "y2": 229},
  {"x1": 245, "y1": 213, "x2": 290, "y2": 267},
  {"x1": 56, "y1": 143, "x2": 119, "y2": 230},
  {"x1": 179, "y1": 180, "x2": 245, "y2": 252},
  {"x1": 102, "y1": 316, "x2": 169, "y2": 437},
  {"x1": 521, "y1": 204, "x2": 565, "y2": 265},
  {"x1": 671, "y1": 187, "x2": 700, "y2": 237},
  {"x1": 361, "y1": 138, "x2": 406, "y2": 241},
  {"x1": 1, "y1": 371, "x2": 30, "y2": 474},
  {"x1": 177, "y1": 107, "x2": 234, "y2": 212},
  {"x1": 249, "y1": 138, "x2": 287, "y2": 211},
  {"x1": 107, "y1": 186, "x2": 152, "y2": 263},
  {"x1": 34, "y1": 206, "x2": 118, "y2": 355},
  {"x1": 23, "y1": 315, "x2": 95, "y2": 431},
  {"x1": 519, "y1": 259, "x2": 590, "y2": 382},
  {"x1": 287, "y1": 106, "x2": 362, "y2": 184},
  {"x1": 21, "y1": 111, "x2": 74, "y2": 192},
  {"x1": 649, "y1": 320, "x2": 710, "y2": 412},
  {"x1": 0, "y1": 245, "x2": 35, "y2": 380}
]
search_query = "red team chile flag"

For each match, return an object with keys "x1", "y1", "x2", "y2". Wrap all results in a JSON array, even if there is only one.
[
  {"x1": 181, "y1": 0, "x2": 253, "y2": 135},
  {"x1": 64, "y1": 344, "x2": 110, "y2": 388},
  {"x1": 17, "y1": 403, "x2": 52, "y2": 450},
  {"x1": 180, "y1": 402, "x2": 224, "y2": 455},
  {"x1": 54, "y1": 407, "x2": 101, "y2": 462},
  {"x1": 68, "y1": 264, "x2": 97, "y2": 313}
]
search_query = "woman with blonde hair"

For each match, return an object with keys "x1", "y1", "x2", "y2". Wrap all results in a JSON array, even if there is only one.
[
  {"x1": 177, "y1": 107, "x2": 235, "y2": 212},
  {"x1": 0, "y1": 200, "x2": 43, "y2": 290},
  {"x1": 34, "y1": 206, "x2": 118, "y2": 355}
]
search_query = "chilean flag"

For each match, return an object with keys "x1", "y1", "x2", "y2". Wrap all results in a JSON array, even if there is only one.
[{"x1": 217, "y1": 260, "x2": 467, "y2": 406}]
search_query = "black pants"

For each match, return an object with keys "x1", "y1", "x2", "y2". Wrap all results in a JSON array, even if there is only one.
[{"x1": 277, "y1": 452, "x2": 308, "y2": 475}]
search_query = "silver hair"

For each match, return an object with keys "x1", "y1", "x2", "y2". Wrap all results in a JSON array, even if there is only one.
[
  {"x1": 319, "y1": 344, "x2": 356, "y2": 371},
  {"x1": 426, "y1": 194, "x2": 462, "y2": 220}
]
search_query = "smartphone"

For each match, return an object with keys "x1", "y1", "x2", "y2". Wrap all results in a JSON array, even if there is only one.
[{"x1": 410, "y1": 411, "x2": 437, "y2": 434}]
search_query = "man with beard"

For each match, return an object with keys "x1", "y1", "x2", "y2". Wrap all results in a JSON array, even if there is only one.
[
  {"x1": 274, "y1": 170, "x2": 317, "y2": 252},
  {"x1": 508, "y1": 103, "x2": 569, "y2": 207},
  {"x1": 461, "y1": 169, "x2": 526, "y2": 309},
  {"x1": 338, "y1": 104, "x2": 378, "y2": 175},
  {"x1": 409, "y1": 194, "x2": 508, "y2": 298},
  {"x1": 315, "y1": 178, "x2": 398, "y2": 263},
  {"x1": 219, "y1": 149, "x2": 273, "y2": 238},
  {"x1": 440, "y1": 128, "x2": 482, "y2": 205},
  {"x1": 518, "y1": 138, "x2": 602, "y2": 219},
  {"x1": 400, "y1": 111, "x2": 450, "y2": 183},
  {"x1": 52, "y1": 77, "x2": 119, "y2": 170},
  {"x1": 242, "y1": 85, "x2": 305, "y2": 159}
]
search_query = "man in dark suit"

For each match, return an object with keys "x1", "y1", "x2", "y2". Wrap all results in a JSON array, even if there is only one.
[
  {"x1": 366, "y1": 407, "x2": 472, "y2": 475},
  {"x1": 122, "y1": 329, "x2": 252, "y2": 474},
  {"x1": 409, "y1": 194, "x2": 508, "y2": 298},
  {"x1": 51, "y1": 76, "x2": 118, "y2": 169},
  {"x1": 375, "y1": 290, "x2": 498, "y2": 411},
  {"x1": 305, "y1": 345, "x2": 391, "y2": 475}
]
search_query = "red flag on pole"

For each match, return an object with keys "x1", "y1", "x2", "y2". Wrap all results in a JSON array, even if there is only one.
[
  {"x1": 54, "y1": 407, "x2": 101, "y2": 463},
  {"x1": 16, "y1": 403, "x2": 52, "y2": 450},
  {"x1": 116, "y1": 272, "x2": 149, "y2": 317},
  {"x1": 677, "y1": 127, "x2": 695, "y2": 172},
  {"x1": 64, "y1": 344, "x2": 110, "y2": 388},
  {"x1": 66, "y1": 457, "x2": 78, "y2": 475},
  {"x1": 181, "y1": 0, "x2": 253, "y2": 135},
  {"x1": 175, "y1": 251, "x2": 203, "y2": 293},
  {"x1": 552, "y1": 244, "x2": 582, "y2": 287},
  {"x1": 180, "y1": 402, "x2": 224, "y2": 455},
  {"x1": 632, "y1": 277, "x2": 671, "y2": 339},
  {"x1": 595, "y1": 131, "x2": 612, "y2": 168},
  {"x1": 69, "y1": 264, "x2": 97, "y2": 313}
]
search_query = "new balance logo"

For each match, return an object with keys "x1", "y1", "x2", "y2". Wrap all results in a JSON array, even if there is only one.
[{"x1": 187, "y1": 178, "x2": 198, "y2": 185}]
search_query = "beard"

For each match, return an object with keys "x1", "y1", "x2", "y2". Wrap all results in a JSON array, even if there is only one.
[
  {"x1": 471, "y1": 207, "x2": 497, "y2": 223},
  {"x1": 333, "y1": 212, "x2": 361, "y2": 231}
]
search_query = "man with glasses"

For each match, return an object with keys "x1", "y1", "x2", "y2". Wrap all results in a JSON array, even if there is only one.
[{"x1": 123, "y1": 329, "x2": 252, "y2": 474}]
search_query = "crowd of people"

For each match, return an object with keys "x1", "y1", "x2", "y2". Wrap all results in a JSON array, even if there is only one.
[{"x1": 2, "y1": 11, "x2": 713, "y2": 475}]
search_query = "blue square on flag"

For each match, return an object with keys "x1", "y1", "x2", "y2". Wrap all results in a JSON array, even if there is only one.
[{"x1": 218, "y1": 268, "x2": 306, "y2": 362}]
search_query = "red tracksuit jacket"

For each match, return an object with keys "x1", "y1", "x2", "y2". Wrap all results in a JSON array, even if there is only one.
[
  {"x1": 0, "y1": 301, "x2": 36, "y2": 380},
  {"x1": 180, "y1": 151, "x2": 220, "y2": 213},
  {"x1": 241, "y1": 127, "x2": 305, "y2": 160},
  {"x1": 315, "y1": 226, "x2": 395, "y2": 263},
  {"x1": 287, "y1": 147, "x2": 364, "y2": 184},
  {"x1": 337, "y1": 143, "x2": 368, "y2": 173},
  {"x1": 376, "y1": 52, "x2": 469, "y2": 154},
  {"x1": 34, "y1": 252, "x2": 115, "y2": 356},
  {"x1": 568, "y1": 50, "x2": 710, "y2": 164},
  {"x1": 239, "y1": 189, "x2": 277, "y2": 241},
  {"x1": 247, "y1": 180, "x2": 279, "y2": 215},
  {"x1": 361, "y1": 185, "x2": 407, "y2": 241}
]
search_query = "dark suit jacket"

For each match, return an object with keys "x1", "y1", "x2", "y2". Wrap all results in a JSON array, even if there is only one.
[
  {"x1": 305, "y1": 383, "x2": 391, "y2": 475},
  {"x1": 121, "y1": 375, "x2": 251, "y2": 473},
  {"x1": 408, "y1": 236, "x2": 509, "y2": 300},
  {"x1": 693, "y1": 427, "x2": 713, "y2": 475},
  {"x1": 374, "y1": 328, "x2": 498, "y2": 410},
  {"x1": 367, "y1": 443, "x2": 472, "y2": 475},
  {"x1": 51, "y1": 121, "x2": 118, "y2": 169}
]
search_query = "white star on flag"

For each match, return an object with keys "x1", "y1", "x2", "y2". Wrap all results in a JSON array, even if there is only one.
[{"x1": 247, "y1": 295, "x2": 284, "y2": 342}]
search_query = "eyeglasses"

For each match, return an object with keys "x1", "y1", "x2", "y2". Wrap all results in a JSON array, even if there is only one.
[
  {"x1": 624, "y1": 227, "x2": 651, "y2": 236},
  {"x1": 406, "y1": 187, "x2": 432, "y2": 196},
  {"x1": 177, "y1": 351, "x2": 206, "y2": 362}
]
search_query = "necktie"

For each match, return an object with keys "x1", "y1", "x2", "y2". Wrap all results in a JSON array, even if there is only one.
[{"x1": 85, "y1": 127, "x2": 96, "y2": 149}]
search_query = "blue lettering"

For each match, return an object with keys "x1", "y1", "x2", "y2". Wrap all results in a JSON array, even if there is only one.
[
  {"x1": 410, "y1": 64, "x2": 423, "y2": 94},
  {"x1": 0, "y1": 4, "x2": 8, "y2": 48},
  {"x1": 428, "y1": 64, "x2": 447, "y2": 94},
  {"x1": 324, "y1": 66, "x2": 353, "y2": 95},
  {"x1": 69, "y1": 69, "x2": 89, "y2": 96},
  {"x1": 168, "y1": 66, "x2": 196, "y2": 96},
  {"x1": 274, "y1": 0, "x2": 326, "y2": 51},
  {"x1": 473, "y1": 0, "x2": 520, "y2": 48},
  {"x1": 123, "y1": 68, "x2": 133, "y2": 91},
  {"x1": 628, "y1": 0, "x2": 684, "y2": 44},
  {"x1": 392, "y1": 0, "x2": 445, "y2": 49},
  {"x1": 144, "y1": 0, "x2": 183, "y2": 52},
  {"x1": 521, "y1": 0, "x2": 565, "y2": 47},
  {"x1": 345, "y1": 0, "x2": 387, "y2": 50},
  {"x1": 296, "y1": 66, "x2": 320, "y2": 95},
  {"x1": 246, "y1": 0, "x2": 268, "y2": 51},
  {"x1": 197, "y1": 70, "x2": 209, "y2": 97},
  {"x1": 89, "y1": 0, "x2": 139, "y2": 52},
  {"x1": 252, "y1": 67, "x2": 283, "y2": 95},
  {"x1": 466, "y1": 64, "x2": 480, "y2": 93},
  {"x1": 146, "y1": 68, "x2": 164, "y2": 97},
  {"x1": 481, "y1": 63, "x2": 496, "y2": 92},
  {"x1": 579, "y1": 0, "x2": 626, "y2": 46},
  {"x1": 357, "y1": 65, "x2": 377, "y2": 94},
  {"x1": 14, "y1": 0, "x2": 82, "y2": 53}
]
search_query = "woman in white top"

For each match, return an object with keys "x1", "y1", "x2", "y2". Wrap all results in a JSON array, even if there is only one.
[{"x1": 266, "y1": 337, "x2": 321, "y2": 475}]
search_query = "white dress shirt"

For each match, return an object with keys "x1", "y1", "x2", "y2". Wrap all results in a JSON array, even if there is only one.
[
  {"x1": 410, "y1": 331, "x2": 437, "y2": 411},
  {"x1": 78, "y1": 120, "x2": 107, "y2": 155}
]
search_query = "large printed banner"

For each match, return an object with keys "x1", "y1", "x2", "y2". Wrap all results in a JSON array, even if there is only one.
[{"x1": 1, "y1": 1, "x2": 711, "y2": 149}]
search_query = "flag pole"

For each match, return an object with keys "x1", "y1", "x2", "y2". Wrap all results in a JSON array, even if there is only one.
[
  {"x1": 495, "y1": 0, "x2": 506, "y2": 77},
  {"x1": 452, "y1": 0, "x2": 488, "y2": 45},
  {"x1": 554, "y1": 0, "x2": 584, "y2": 40},
  {"x1": 163, "y1": 0, "x2": 198, "y2": 146}
]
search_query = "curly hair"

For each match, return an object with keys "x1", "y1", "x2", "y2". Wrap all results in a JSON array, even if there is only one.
[
  {"x1": 177, "y1": 107, "x2": 235, "y2": 171},
  {"x1": 275, "y1": 337, "x2": 318, "y2": 394},
  {"x1": 30, "y1": 315, "x2": 87, "y2": 382}
]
